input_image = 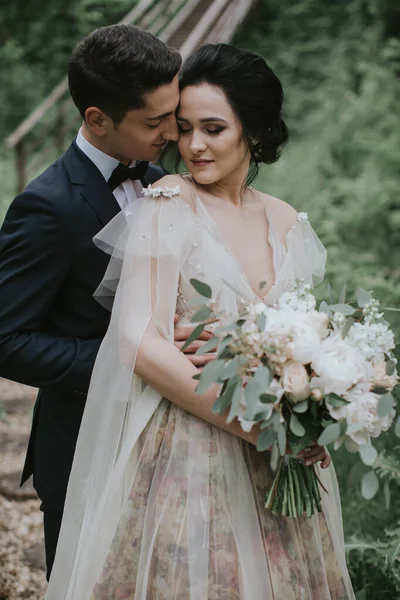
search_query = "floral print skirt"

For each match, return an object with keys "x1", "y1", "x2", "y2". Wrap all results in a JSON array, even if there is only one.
[{"x1": 91, "y1": 400, "x2": 353, "y2": 600}]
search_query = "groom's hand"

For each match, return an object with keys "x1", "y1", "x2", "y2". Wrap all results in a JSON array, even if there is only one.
[{"x1": 174, "y1": 314, "x2": 216, "y2": 368}]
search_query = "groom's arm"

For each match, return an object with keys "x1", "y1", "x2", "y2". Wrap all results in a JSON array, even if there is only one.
[{"x1": 0, "y1": 190, "x2": 101, "y2": 393}]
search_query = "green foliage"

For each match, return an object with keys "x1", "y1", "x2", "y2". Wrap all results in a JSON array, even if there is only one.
[
  {"x1": 0, "y1": 0, "x2": 138, "y2": 138},
  {"x1": 235, "y1": 1, "x2": 400, "y2": 596}
]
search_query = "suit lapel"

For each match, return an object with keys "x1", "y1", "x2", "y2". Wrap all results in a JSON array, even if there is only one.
[{"x1": 63, "y1": 141, "x2": 121, "y2": 227}]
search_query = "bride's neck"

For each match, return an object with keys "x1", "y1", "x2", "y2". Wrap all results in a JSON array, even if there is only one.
[{"x1": 199, "y1": 179, "x2": 249, "y2": 208}]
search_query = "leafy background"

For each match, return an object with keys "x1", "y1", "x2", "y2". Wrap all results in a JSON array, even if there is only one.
[{"x1": 1, "y1": 0, "x2": 399, "y2": 597}]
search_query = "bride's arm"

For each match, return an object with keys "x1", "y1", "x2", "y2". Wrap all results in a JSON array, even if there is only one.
[{"x1": 135, "y1": 319, "x2": 258, "y2": 444}]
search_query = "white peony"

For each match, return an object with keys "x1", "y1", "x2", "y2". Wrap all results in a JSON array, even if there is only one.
[
  {"x1": 289, "y1": 318, "x2": 322, "y2": 364},
  {"x1": 311, "y1": 334, "x2": 368, "y2": 395},
  {"x1": 281, "y1": 361, "x2": 310, "y2": 402},
  {"x1": 262, "y1": 308, "x2": 323, "y2": 365},
  {"x1": 331, "y1": 388, "x2": 396, "y2": 447},
  {"x1": 371, "y1": 360, "x2": 399, "y2": 390}
]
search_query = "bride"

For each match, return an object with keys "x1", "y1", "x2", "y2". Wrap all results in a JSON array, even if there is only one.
[{"x1": 46, "y1": 44, "x2": 355, "y2": 599}]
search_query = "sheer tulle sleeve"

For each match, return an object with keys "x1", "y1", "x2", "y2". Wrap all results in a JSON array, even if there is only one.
[
  {"x1": 287, "y1": 214, "x2": 327, "y2": 287},
  {"x1": 45, "y1": 190, "x2": 197, "y2": 599}
]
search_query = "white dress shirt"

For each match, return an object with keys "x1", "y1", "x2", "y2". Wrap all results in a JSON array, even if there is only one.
[{"x1": 76, "y1": 129, "x2": 143, "y2": 210}]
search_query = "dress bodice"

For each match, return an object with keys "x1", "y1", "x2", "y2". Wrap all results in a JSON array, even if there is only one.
[{"x1": 149, "y1": 187, "x2": 328, "y2": 325}]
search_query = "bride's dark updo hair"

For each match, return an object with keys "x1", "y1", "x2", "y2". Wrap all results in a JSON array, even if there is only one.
[{"x1": 178, "y1": 43, "x2": 288, "y2": 183}]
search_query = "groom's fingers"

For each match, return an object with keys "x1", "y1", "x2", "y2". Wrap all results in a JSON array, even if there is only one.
[
  {"x1": 174, "y1": 325, "x2": 213, "y2": 342},
  {"x1": 175, "y1": 339, "x2": 215, "y2": 353},
  {"x1": 186, "y1": 353, "x2": 217, "y2": 367},
  {"x1": 302, "y1": 445, "x2": 329, "y2": 466}
]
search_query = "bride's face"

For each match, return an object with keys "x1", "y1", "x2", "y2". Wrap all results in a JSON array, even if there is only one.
[{"x1": 177, "y1": 83, "x2": 250, "y2": 186}]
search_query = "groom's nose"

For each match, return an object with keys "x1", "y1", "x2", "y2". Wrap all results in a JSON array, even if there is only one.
[{"x1": 162, "y1": 115, "x2": 179, "y2": 142}]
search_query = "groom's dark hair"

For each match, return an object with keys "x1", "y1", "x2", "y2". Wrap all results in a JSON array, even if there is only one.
[{"x1": 68, "y1": 24, "x2": 182, "y2": 124}]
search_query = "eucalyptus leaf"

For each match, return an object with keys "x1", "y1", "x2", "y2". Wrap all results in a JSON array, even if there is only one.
[
  {"x1": 259, "y1": 393, "x2": 277, "y2": 404},
  {"x1": 356, "y1": 288, "x2": 372, "y2": 308},
  {"x1": 180, "y1": 324, "x2": 205, "y2": 352},
  {"x1": 290, "y1": 414, "x2": 306, "y2": 437},
  {"x1": 326, "y1": 393, "x2": 350, "y2": 408},
  {"x1": 359, "y1": 444, "x2": 378, "y2": 466},
  {"x1": 212, "y1": 376, "x2": 240, "y2": 415},
  {"x1": 386, "y1": 360, "x2": 396, "y2": 376},
  {"x1": 260, "y1": 411, "x2": 280, "y2": 429},
  {"x1": 190, "y1": 278, "x2": 212, "y2": 299},
  {"x1": 338, "y1": 282, "x2": 347, "y2": 304},
  {"x1": 253, "y1": 365, "x2": 272, "y2": 391},
  {"x1": 319, "y1": 301, "x2": 332, "y2": 317},
  {"x1": 292, "y1": 400, "x2": 309, "y2": 413},
  {"x1": 220, "y1": 357, "x2": 240, "y2": 380},
  {"x1": 195, "y1": 337, "x2": 218, "y2": 356},
  {"x1": 327, "y1": 282, "x2": 336, "y2": 304},
  {"x1": 278, "y1": 424, "x2": 287, "y2": 456},
  {"x1": 377, "y1": 393, "x2": 394, "y2": 418},
  {"x1": 216, "y1": 335, "x2": 233, "y2": 358},
  {"x1": 317, "y1": 422, "x2": 341, "y2": 446},
  {"x1": 244, "y1": 378, "x2": 262, "y2": 419},
  {"x1": 227, "y1": 383, "x2": 242, "y2": 423},
  {"x1": 371, "y1": 385, "x2": 390, "y2": 395},
  {"x1": 191, "y1": 305, "x2": 213, "y2": 323},
  {"x1": 257, "y1": 427, "x2": 276, "y2": 451},
  {"x1": 361, "y1": 470, "x2": 379, "y2": 500},
  {"x1": 329, "y1": 303, "x2": 356, "y2": 316},
  {"x1": 342, "y1": 317, "x2": 354, "y2": 338},
  {"x1": 196, "y1": 359, "x2": 226, "y2": 393}
]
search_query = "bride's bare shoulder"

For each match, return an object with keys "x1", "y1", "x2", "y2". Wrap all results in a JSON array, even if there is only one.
[{"x1": 257, "y1": 191, "x2": 298, "y2": 235}]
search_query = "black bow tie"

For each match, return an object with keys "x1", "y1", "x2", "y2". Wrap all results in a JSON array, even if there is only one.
[{"x1": 107, "y1": 161, "x2": 149, "y2": 191}]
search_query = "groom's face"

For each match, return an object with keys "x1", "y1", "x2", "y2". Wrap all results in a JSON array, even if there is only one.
[{"x1": 107, "y1": 76, "x2": 180, "y2": 164}]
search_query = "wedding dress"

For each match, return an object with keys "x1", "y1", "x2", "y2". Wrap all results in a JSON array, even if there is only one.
[{"x1": 46, "y1": 182, "x2": 355, "y2": 599}]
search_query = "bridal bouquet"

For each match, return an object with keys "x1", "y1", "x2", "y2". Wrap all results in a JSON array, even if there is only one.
[{"x1": 184, "y1": 279, "x2": 400, "y2": 518}]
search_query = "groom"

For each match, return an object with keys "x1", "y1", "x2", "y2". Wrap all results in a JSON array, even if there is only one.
[{"x1": 0, "y1": 25, "x2": 211, "y2": 578}]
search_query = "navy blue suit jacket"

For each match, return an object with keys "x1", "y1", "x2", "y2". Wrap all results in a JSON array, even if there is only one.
[{"x1": 0, "y1": 140, "x2": 166, "y2": 510}]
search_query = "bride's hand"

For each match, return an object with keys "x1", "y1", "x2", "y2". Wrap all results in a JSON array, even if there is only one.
[{"x1": 174, "y1": 314, "x2": 216, "y2": 368}]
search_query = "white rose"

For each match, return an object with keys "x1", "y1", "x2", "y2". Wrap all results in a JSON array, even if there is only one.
[
  {"x1": 311, "y1": 334, "x2": 368, "y2": 395},
  {"x1": 281, "y1": 361, "x2": 310, "y2": 402}
]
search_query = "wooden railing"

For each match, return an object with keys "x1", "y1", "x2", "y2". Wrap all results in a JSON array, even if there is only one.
[{"x1": 5, "y1": 0, "x2": 256, "y2": 193}]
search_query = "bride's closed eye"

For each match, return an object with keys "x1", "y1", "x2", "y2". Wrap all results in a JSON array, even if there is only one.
[{"x1": 178, "y1": 126, "x2": 225, "y2": 135}]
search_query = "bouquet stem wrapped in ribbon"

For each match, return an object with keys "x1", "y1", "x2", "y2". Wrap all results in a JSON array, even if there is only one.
[{"x1": 184, "y1": 279, "x2": 400, "y2": 517}]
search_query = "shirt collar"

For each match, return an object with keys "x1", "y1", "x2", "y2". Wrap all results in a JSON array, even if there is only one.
[{"x1": 76, "y1": 129, "x2": 136, "y2": 183}]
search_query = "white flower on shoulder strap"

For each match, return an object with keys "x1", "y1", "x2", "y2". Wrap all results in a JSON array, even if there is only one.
[
  {"x1": 297, "y1": 212, "x2": 308, "y2": 221},
  {"x1": 142, "y1": 184, "x2": 180, "y2": 199}
]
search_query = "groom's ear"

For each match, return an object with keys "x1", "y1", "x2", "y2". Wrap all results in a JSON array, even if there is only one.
[{"x1": 84, "y1": 107, "x2": 111, "y2": 137}]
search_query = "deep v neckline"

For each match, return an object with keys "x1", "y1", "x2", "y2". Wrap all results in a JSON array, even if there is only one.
[{"x1": 193, "y1": 192, "x2": 279, "y2": 302}]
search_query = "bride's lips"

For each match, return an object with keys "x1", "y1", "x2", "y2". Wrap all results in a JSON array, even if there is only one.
[{"x1": 191, "y1": 159, "x2": 214, "y2": 167}]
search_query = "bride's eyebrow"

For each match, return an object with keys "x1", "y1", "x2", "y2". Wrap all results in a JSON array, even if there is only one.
[{"x1": 177, "y1": 116, "x2": 228, "y2": 124}]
